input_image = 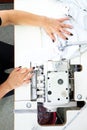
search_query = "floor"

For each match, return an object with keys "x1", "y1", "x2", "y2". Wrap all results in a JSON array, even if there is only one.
[{"x1": 0, "y1": 3, "x2": 14, "y2": 130}]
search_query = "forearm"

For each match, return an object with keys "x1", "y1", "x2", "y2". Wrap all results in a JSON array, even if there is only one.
[
  {"x1": 0, "y1": 9, "x2": 73, "y2": 41},
  {"x1": 0, "y1": 81, "x2": 11, "y2": 99},
  {"x1": 0, "y1": 10, "x2": 45, "y2": 27}
]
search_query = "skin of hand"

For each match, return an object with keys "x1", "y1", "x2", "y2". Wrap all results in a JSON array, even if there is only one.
[
  {"x1": 5, "y1": 67, "x2": 34, "y2": 91},
  {"x1": 42, "y1": 17, "x2": 73, "y2": 41},
  {"x1": 0, "y1": 10, "x2": 72, "y2": 41}
]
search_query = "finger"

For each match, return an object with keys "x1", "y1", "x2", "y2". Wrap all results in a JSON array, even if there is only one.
[
  {"x1": 47, "y1": 31, "x2": 56, "y2": 42},
  {"x1": 20, "y1": 68, "x2": 28, "y2": 73},
  {"x1": 24, "y1": 77, "x2": 32, "y2": 82},
  {"x1": 24, "y1": 68, "x2": 34, "y2": 76},
  {"x1": 50, "y1": 33, "x2": 56, "y2": 42},
  {"x1": 57, "y1": 31, "x2": 68, "y2": 40},
  {"x1": 61, "y1": 23, "x2": 73, "y2": 29},
  {"x1": 20, "y1": 67, "x2": 34, "y2": 74},
  {"x1": 21, "y1": 71, "x2": 31, "y2": 78},
  {"x1": 28, "y1": 67, "x2": 34, "y2": 72},
  {"x1": 24, "y1": 73, "x2": 34, "y2": 81},
  {"x1": 22, "y1": 70, "x2": 34, "y2": 81},
  {"x1": 60, "y1": 28, "x2": 73, "y2": 36},
  {"x1": 16, "y1": 67, "x2": 34, "y2": 80},
  {"x1": 23, "y1": 79, "x2": 31, "y2": 84},
  {"x1": 58, "y1": 17, "x2": 69, "y2": 22},
  {"x1": 12, "y1": 67, "x2": 22, "y2": 72}
]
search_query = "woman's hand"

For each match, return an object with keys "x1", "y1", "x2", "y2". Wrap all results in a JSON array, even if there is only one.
[
  {"x1": 5, "y1": 67, "x2": 33, "y2": 91},
  {"x1": 0, "y1": 10, "x2": 72, "y2": 41},
  {"x1": 0, "y1": 67, "x2": 34, "y2": 99},
  {"x1": 42, "y1": 17, "x2": 73, "y2": 41}
]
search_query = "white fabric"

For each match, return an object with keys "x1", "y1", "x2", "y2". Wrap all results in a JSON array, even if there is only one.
[{"x1": 41, "y1": 0, "x2": 87, "y2": 60}]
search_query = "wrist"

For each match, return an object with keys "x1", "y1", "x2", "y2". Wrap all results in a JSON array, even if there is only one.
[
  {"x1": 3, "y1": 80, "x2": 13, "y2": 92},
  {"x1": 39, "y1": 16, "x2": 47, "y2": 28},
  {"x1": 0, "y1": 82, "x2": 11, "y2": 99}
]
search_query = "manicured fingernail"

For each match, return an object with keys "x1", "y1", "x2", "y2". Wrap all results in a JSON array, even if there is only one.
[
  {"x1": 18, "y1": 66, "x2": 22, "y2": 68},
  {"x1": 52, "y1": 39, "x2": 55, "y2": 43},
  {"x1": 70, "y1": 33, "x2": 73, "y2": 36},
  {"x1": 33, "y1": 67, "x2": 35, "y2": 69}
]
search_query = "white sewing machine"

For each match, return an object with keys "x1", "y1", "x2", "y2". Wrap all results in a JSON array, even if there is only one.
[{"x1": 14, "y1": 0, "x2": 87, "y2": 130}]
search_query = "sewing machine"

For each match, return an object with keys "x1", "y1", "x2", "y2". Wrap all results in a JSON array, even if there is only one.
[{"x1": 14, "y1": 0, "x2": 87, "y2": 130}]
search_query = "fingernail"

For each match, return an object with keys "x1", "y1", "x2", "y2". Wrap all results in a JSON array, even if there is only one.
[
  {"x1": 66, "y1": 38, "x2": 68, "y2": 40},
  {"x1": 52, "y1": 39, "x2": 55, "y2": 43},
  {"x1": 33, "y1": 67, "x2": 35, "y2": 69},
  {"x1": 70, "y1": 33, "x2": 73, "y2": 36},
  {"x1": 18, "y1": 66, "x2": 22, "y2": 68}
]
